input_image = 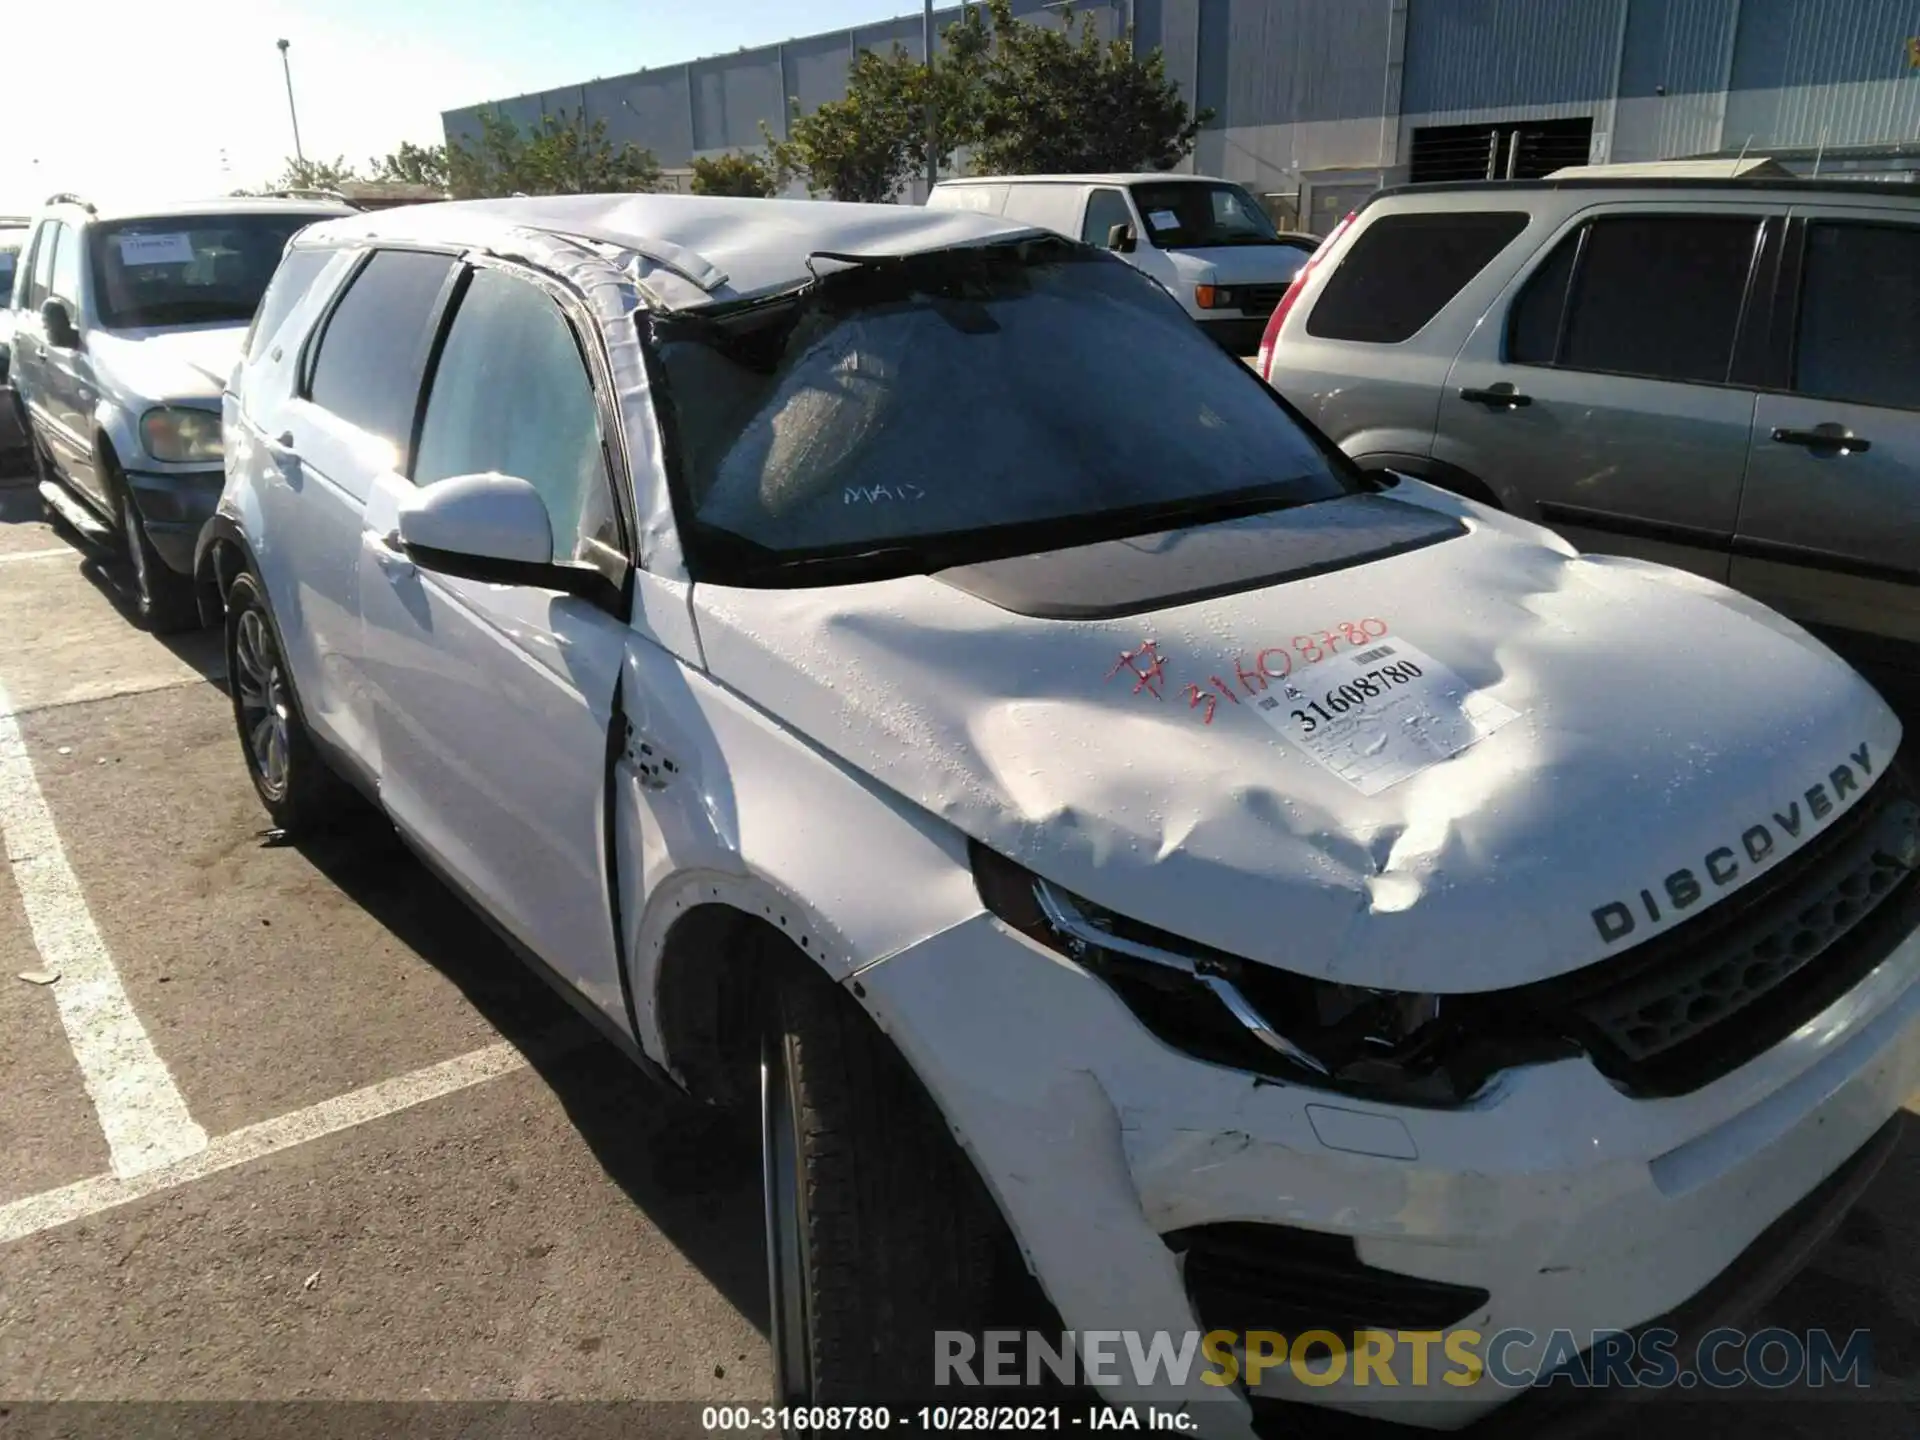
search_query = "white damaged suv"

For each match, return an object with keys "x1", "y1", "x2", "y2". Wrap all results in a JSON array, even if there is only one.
[{"x1": 200, "y1": 195, "x2": 1920, "y2": 1433}]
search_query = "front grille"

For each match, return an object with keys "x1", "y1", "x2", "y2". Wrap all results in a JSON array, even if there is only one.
[
  {"x1": 1236, "y1": 284, "x2": 1289, "y2": 314},
  {"x1": 1517, "y1": 765, "x2": 1920, "y2": 1097},
  {"x1": 1165, "y1": 1223, "x2": 1489, "y2": 1341}
]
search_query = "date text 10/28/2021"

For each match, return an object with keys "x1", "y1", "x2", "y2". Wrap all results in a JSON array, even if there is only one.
[{"x1": 702, "y1": 1407, "x2": 1196, "y2": 1433}]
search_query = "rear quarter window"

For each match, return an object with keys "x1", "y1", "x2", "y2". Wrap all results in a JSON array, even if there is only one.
[
  {"x1": 245, "y1": 246, "x2": 333, "y2": 364},
  {"x1": 1306, "y1": 211, "x2": 1528, "y2": 344}
]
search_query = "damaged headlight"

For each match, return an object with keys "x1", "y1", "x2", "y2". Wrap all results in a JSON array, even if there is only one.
[{"x1": 972, "y1": 842, "x2": 1558, "y2": 1106}]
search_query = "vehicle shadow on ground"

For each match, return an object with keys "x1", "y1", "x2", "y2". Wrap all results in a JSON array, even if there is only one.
[
  {"x1": 287, "y1": 808, "x2": 772, "y2": 1334},
  {"x1": 0, "y1": 481, "x2": 227, "y2": 686}
]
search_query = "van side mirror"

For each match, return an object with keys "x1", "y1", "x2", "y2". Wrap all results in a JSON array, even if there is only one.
[
  {"x1": 41, "y1": 299, "x2": 79, "y2": 350},
  {"x1": 1106, "y1": 223, "x2": 1137, "y2": 255}
]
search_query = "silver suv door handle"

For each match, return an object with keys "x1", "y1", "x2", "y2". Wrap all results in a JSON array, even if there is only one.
[
  {"x1": 1772, "y1": 426, "x2": 1870, "y2": 455},
  {"x1": 1459, "y1": 384, "x2": 1532, "y2": 409}
]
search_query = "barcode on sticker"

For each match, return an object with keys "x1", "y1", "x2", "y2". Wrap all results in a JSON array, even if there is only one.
[
  {"x1": 1257, "y1": 695, "x2": 1280, "y2": 711},
  {"x1": 1351, "y1": 645, "x2": 1395, "y2": 664}
]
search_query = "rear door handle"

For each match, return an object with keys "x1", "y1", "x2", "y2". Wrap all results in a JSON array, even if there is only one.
[
  {"x1": 1459, "y1": 385, "x2": 1532, "y2": 409},
  {"x1": 1772, "y1": 426, "x2": 1871, "y2": 455}
]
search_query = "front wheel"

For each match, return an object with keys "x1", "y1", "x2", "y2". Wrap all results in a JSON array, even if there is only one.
[
  {"x1": 762, "y1": 960, "x2": 1008, "y2": 1407},
  {"x1": 224, "y1": 570, "x2": 345, "y2": 834},
  {"x1": 119, "y1": 488, "x2": 200, "y2": 633}
]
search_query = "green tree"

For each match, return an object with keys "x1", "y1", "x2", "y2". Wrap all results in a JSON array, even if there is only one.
[
  {"x1": 965, "y1": 0, "x2": 1207, "y2": 174},
  {"x1": 763, "y1": 43, "x2": 955, "y2": 202},
  {"x1": 371, "y1": 141, "x2": 450, "y2": 191},
  {"x1": 759, "y1": 0, "x2": 1202, "y2": 201},
  {"x1": 446, "y1": 108, "x2": 664, "y2": 199},
  {"x1": 262, "y1": 155, "x2": 359, "y2": 193},
  {"x1": 690, "y1": 151, "x2": 778, "y2": 197}
]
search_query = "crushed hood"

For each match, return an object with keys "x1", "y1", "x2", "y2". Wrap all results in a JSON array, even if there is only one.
[
  {"x1": 89, "y1": 323, "x2": 247, "y2": 406},
  {"x1": 692, "y1": 487, "x2": 1902, "y2": 991}
]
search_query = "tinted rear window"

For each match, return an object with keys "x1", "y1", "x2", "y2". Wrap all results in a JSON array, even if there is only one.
[
  {"x1": 1794, "y1": 222, "x2": 1920, "y2": 412},
  {"x1": 1559, "y1": 216, "x2": 1759, "y2": 384},
  {"x1": 306, "y1": 249, "x2": 456, "y2": 447},
  {"x1": 1307, "y1": 211, "x2": 1527, "y2": 343}
]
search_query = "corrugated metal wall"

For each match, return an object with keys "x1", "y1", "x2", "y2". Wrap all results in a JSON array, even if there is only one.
[{"x1": 444, "y1": 0, "x2": 1920, "y2": 186}]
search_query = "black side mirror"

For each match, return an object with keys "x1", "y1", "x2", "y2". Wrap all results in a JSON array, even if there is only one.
[
  {"x1": 1106, "y1": 222, "x2": 1137, "y2": 255},
  {"x1": 41, "y1": 299, "x2": 79, "y2": 350}
]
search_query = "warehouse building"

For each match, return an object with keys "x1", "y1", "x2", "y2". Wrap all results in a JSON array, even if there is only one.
[{"x1": 443, "y1": 0, "x2": 1920, "y2": 232}]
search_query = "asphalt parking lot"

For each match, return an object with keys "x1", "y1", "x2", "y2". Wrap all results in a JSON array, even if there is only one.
[{"x1": 0, "y1": 469, "x2": 1916, "y2": 1440}]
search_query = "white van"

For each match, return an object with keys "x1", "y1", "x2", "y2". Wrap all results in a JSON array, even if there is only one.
[{"x1": 928, "y1": 172, "x2": 1319, "y2": 352}]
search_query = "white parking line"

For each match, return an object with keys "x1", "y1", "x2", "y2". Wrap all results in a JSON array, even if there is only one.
[
  {"x1": 0, "y1": 680, "x2": 208, "y2": 1177},
  {"x1": 0, "y1": 1041, "x2": 530, "y2": 1245}
]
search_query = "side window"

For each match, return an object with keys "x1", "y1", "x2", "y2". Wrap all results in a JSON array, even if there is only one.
[
  {"x1": 1557, "y1": 216, "x2": 1759, "y2": 385},
  {"x1": 413, "y1": 267, "x2": 622, "y2": 563},
  {"x1": 1793, "y1": 222, "x2": 1920, "y2": 412},
  {"x1": 28, "y1": 224, "x2": 58, "y2": 308},
  {"x1": 306, "y1": 248, "x2": 457, "y2": 451},
  {"x1": 1306, "y1": 211, "x2": 1528, "y2": 344},
  {"x1": 1082, "y1": 188, "x2": 1133, "y2": 246},
  {"x1": 48, "y1": 223, "x2": 81, "y2": 307},
  {"x1": 246, "y1": 247, "x2": 332, "y2": 364},
  {"x1": 1505, "y1": 230, "x2": 1579, "y2": 364}
]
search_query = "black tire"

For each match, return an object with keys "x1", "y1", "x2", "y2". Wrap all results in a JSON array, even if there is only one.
[
  {"x1": 117, "y1": 482, "x2": 201, "y2": 633},
  {"x1": 763, "y1": 957, "x2": 1009, "y2": 1408},
  {"x1": 223, "y1": 570, "x2": 345, "y2": 834}
]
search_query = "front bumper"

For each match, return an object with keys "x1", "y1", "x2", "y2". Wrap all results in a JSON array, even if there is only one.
[
  {"x1": 1197, "y1": 316, "x2": 1270, "y2": 355},
  {"x1": 124, "y1": 466, "x2": 222, "y2": 574},
  {"x1": 853, "y1": 908, "x2": 1920, "y2": 1434}
]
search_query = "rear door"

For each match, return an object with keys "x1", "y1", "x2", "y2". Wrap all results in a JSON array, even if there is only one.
[
  {"x1": 1732, "y1": 213, "x2": 1920, "y2": 645},
  {"x1": 357, "y1": 260, "x2": 633, "y2": 1025},
  {"x1": 267, "y1": 246, "x2": 459, "y2": 770},
  {"x1": 1438, "y1": 205, "x2": 1779, "y2": 581}
]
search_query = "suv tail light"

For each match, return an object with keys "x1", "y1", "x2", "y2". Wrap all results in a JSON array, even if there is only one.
[{"x1": 1254, "y1": 210, "x2": 1355, "y2": 381}]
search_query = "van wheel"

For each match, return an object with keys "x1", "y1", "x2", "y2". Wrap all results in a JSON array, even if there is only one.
[
  {"x1": 224, "y1": 570, "x2": 345, "y2": 834},
  {"x1": 762, "y1": 958, "x2": 1006, "y2": 1406},
  {"x1": 118, "y1": 484, "x2": 201, "y2": 633}
]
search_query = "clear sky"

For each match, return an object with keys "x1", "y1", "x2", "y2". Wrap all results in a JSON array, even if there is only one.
[{"x1": 1, "y1": 0, "x2": 919, "y2": 215}]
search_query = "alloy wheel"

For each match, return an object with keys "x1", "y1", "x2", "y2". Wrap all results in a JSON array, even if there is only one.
[{"x1": 232, "y1": 607, "x2": 292, "y2": 798}]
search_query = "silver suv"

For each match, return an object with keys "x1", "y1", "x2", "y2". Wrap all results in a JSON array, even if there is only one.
[
  {"x1": 1260, "y1": 177, "x2": 1920, "y2": 663},
  {"x1": 7, "y1": 193, "x2": 351, "y2": 628}
]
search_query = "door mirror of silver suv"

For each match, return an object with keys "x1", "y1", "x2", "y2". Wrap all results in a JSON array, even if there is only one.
[
  {"x1": 394, "y1": 471, "x2": 617, "y2": 608},
  {"x1": 1106, "y1": 222, "x2": 1137, "y2": 254},
  {"x1": 40, "y1": 299, "x2": 78, "y2": 350}
]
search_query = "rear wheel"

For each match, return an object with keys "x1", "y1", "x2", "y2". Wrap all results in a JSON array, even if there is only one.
[
  {"x1": 761, "y1": 957, "x2": 1008, "y2": 1407},
  {"x1": 224, "y1": 570, "x2": 345, "y2": 834}
]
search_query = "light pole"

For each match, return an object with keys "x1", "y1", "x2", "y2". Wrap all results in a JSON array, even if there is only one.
[{"x1": 276, "y1": 39, "x2": 306, "y2": 167}]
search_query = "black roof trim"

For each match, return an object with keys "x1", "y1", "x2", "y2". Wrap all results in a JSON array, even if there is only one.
[{"x1": 1373, "y1": 176, "x2": 1920, "y2": 205}]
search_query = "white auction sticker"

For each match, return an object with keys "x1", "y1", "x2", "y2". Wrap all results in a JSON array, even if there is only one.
[
  {"x1": 117, "y1": 232, "x2": 197, "y2": 266},
  {"x1": 1248, "y1": 638, "x2": 1518, "y2": 796},
  {"x1": 1147, "y1": 209, "x2": 1180, "y2": 230}
]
